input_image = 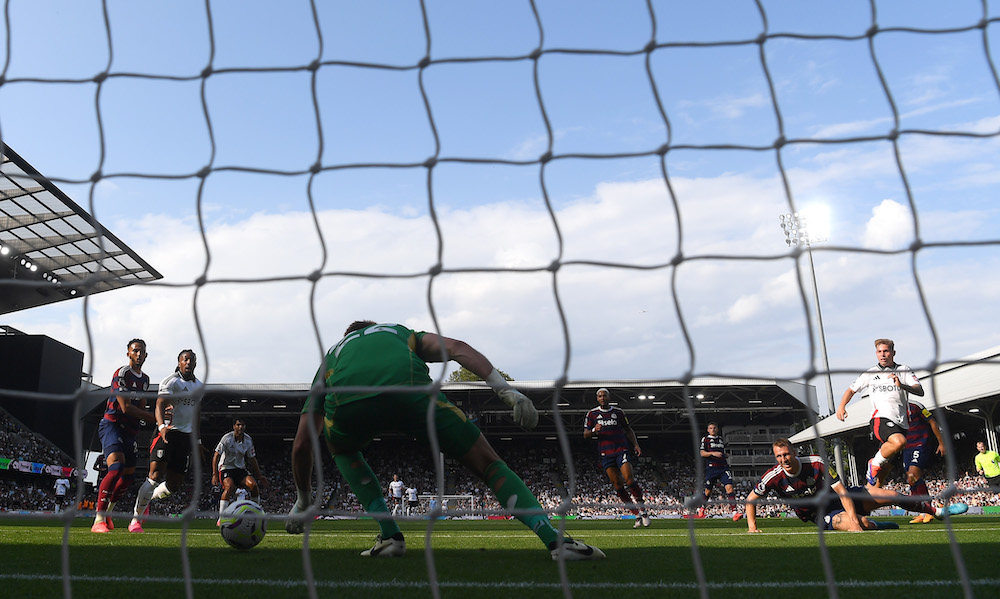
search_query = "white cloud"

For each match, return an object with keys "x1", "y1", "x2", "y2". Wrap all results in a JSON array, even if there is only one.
[
  {"x1": 5, "y1": 161, "x2": 996, "y2": 393},
  {"x1": 863, "y1": 199, "x2": 915, "y2": 250}
]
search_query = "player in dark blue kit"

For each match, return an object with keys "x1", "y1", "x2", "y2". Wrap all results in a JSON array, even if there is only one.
[
  {"x1": 92, "y1": 339, "x2": 156, "y2": 533},
  {"x1": 904, "y1": 400, "x2": 946, "y2": 524},
  {"x1": 700, "y1": 422, "x2": 741, "y2": 521},
  {"x1": 745, "y1": 438, "x2": 966, "y2": 533},
  {"x1": 584, "y1": 388, "x2": 650, "y2": 527}
]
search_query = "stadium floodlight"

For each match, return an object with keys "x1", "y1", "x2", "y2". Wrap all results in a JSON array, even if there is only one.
[
  {"x1": 780, "y1": 210, "x2": 846, "y2": 481},
  {"x1": 778, "y1": 211, "x2": 834, "y2": 414}
]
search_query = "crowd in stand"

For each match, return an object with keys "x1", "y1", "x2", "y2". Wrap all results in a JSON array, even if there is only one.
[
  {"x1": 0, "y1": 412, "x2": 74, "y2": 469},
  {"x1": 2, "y1": 417, "x2": 998, "y2": 519}
]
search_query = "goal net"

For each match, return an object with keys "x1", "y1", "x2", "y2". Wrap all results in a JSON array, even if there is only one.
[{"x1": 1, "y1": 1, "x2": 998, "y2": 598}]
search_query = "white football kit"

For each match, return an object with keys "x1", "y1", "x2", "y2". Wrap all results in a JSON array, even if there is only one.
[
  {"x1": 389, "y1": 479, "x2": 405, "y2": 499},
  {"x1": 158, "y1": 372, "x2": 204, "y2": 433},
  {"x1": 849, "y1": 362, "x2": 920, "y2": 427},
  {"x1": 216, "y1": 431, "x2": 257, "y2": 471}
]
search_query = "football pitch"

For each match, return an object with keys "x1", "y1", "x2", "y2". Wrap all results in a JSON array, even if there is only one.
[{"x1": 2, "y1": 516, "x2": 999, "y2": 599}]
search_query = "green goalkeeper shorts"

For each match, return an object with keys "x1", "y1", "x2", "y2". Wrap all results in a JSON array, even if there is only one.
[{"x1": 323, "y1": 391, "x2": 481, "y2": 458}]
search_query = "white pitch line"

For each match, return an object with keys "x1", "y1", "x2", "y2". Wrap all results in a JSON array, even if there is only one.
[{"x1": 1, "y1": 573, "x2": 999, "y2": 591}]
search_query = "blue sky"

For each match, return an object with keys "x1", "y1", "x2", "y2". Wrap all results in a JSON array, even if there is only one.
[{"x1": 2, "y1": 0, "x2": 998, "y2": 413}]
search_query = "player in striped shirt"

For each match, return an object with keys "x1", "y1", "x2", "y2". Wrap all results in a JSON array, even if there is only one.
[
  {"x1": 745, "y1": 438, "x2": 965, "y2": 532},
  {"x1": 904, "y1": 400, "x2": 945, "y2": 524},
  {"x1": 584, "y1": 388, "x2": 650, "y2": 527},
  {"x1": 92, "y1": 339, "x2": 155, "y2": 533},
  {"x1": 837, "y1": 338, "x2": 923, "y2": 487},
  {"x1": 700, "y1": 422, "x2": 741, "y2": 521}
]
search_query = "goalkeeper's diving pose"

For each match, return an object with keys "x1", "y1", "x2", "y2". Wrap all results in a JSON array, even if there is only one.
[{"x1": 286, "y1": 320, "x2": 605, "y2": 561}]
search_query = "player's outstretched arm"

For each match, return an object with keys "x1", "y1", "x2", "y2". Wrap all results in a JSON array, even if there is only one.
[
  {"x1": 155, "y1": 396, "x2": 172, "y2": 441},
  {"x1": 419, "y1": 333, "x2": 538, "y2": 429},
  {"x1": 836, "y1": 389, "x2": 854, "y2": 421},
  {"x1": 745, "y1": 491, "x2": 762, "y2": 532},
  {"x1": 118, "y1": 395, "x2": 155, "y2": 423},
  {"x1": 930, "y1": 418, "x2": 946, "y2": 456},
  {"x1": 625, "y1": 425, "x2": 642, "y2": 457},
  {"x1": 833, "y1": 482, "x2": 864, "y2": 532},
  {"x1": 287, "y1": 411, "x2": 323, "y2": 534},
  {"x1": 211, "y1": 452, "x2": 221, "y2": 486}
]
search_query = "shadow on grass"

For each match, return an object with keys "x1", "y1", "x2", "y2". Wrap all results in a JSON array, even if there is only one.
[
  {"x1": 3, "y1": 518, "x2": 999, "y2": 599},
  {"x1": 3, "y1": 541, "x2": 998, "y2": 599}
]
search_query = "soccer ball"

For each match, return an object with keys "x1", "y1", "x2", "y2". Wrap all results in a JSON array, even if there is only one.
[{"x1": 220, "y1": 499, "x2": 267, "y2": 550}]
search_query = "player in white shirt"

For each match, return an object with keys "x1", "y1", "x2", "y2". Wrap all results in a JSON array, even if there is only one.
[
  {"x1": 130, "y1": 349, "x2": 205, "y2": 532},
  {"x1": 53, "y1": 478, "x2": 70, "y2": 513},
  {"x1": 388, "y1": 474, "x2": 405, "y2": 516},
  {"x1": 405, "y1": 486, "x2": 419, "y2": 516},
  {"x1": 212, "y1": 418, "x2": 268, "y2": 523},
  {"x1": 837, "y1": 338, "x2": 923, "y2": 487}
]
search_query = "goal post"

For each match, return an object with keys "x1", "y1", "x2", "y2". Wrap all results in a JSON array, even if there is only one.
[{"x1": 415, "y1": 494, "x2": 482, "y2": 519}]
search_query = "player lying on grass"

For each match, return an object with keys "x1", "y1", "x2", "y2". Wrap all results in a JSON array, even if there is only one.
[
  {"x1": 286, "y1": 321, "x2": 605, "y2": 561},
  {"x1": 745, "y1": 438, "x2": 967, "y2": 533}
]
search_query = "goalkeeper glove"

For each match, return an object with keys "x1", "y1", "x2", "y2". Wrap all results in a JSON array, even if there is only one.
[
  {"x1": 486, "y1": 367, "x2": 538, "y2": 429},
  {"x1": 499, "y1": 388, "x2": 538, "y2": 430}
]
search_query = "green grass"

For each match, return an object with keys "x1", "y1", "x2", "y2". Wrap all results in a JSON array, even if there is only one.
[{"x1": 2, "y1": 515, "x2": 999, "y2": 599}]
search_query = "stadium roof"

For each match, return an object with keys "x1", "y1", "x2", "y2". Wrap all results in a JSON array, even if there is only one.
[
  {"x1": 82, "y1": 376, "x2": 821, "y2": 447},
  {"x1": 789, "y1": 345, "x2": 1000, "y2": 443},
  {"x1": 0, "y1": 143, "x2": 162, "y2": 314}
]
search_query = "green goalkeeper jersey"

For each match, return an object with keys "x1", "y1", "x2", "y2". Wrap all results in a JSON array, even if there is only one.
[{"x1": 305, "y1": 323, "x2": 431, "y2": 417}]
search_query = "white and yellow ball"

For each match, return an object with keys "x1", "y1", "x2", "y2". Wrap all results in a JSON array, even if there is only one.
[{"x1": 220, "y1": 499, "x2": 267, "y2": 550}]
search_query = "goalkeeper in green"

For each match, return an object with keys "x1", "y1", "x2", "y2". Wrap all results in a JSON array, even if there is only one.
[{"x1": 285, "y1": 320, "x2": 604, "y2": 561}]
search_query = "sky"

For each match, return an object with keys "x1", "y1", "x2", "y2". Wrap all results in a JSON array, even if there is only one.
[{"x1": 1, "y1": 0, "x2": 998, "y2": 413}]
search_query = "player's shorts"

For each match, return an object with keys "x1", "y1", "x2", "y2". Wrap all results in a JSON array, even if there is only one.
[
  {"x1": 817, "y1": 486, "x2": 872, "y2": 530},
  {"x1": 986, "y1": 475, "x2": 1000, "y2": 491},
  {"x1": 600, "y1": 450, "x2": 636, "y2": 471},
  {"x1": 149, "y1": 429, "x2": 193, "y2": 474},
  {"x1": 408, "y1": 500, "x2": 419, "y2": 508},
  {"x1": 870, "y1": 417, "x2": 905, "y2": 444},
  {"x1": 220, "y1": 468, "x2": 249, "y2": 485},
  {"x1": 97, "y1": 419, "x2": 138, "y2": 468},
  {"x1": 322, "y1": 391, "x2": 480, "y2": 459},
  {"x1": 704, "y1": 466, "x2": 734, "y2": 489},
  {"x1": 903, "y1": 445, "x2": 931, "y2": 471}
]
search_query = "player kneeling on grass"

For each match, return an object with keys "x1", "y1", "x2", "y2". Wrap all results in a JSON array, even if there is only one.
[
  {"x1": 745, "y1": 438, "x2": 967, "y2": 533},
  {"x1": 285, "y1": 321, "x2": 605, "y2": 561}
]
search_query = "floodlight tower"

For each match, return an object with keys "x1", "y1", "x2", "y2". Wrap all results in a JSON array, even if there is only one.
[{"x1": 779, "y1": 212, "x2": 846, "y2": 480}]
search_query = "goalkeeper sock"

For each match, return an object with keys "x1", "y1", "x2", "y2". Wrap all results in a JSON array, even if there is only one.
[
  {"x1": 484, "y1": 460, "x2": 558, "y2": 548},
  {"x1": 334, "y1": 452, "x2": 400, "y2": 540}
]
